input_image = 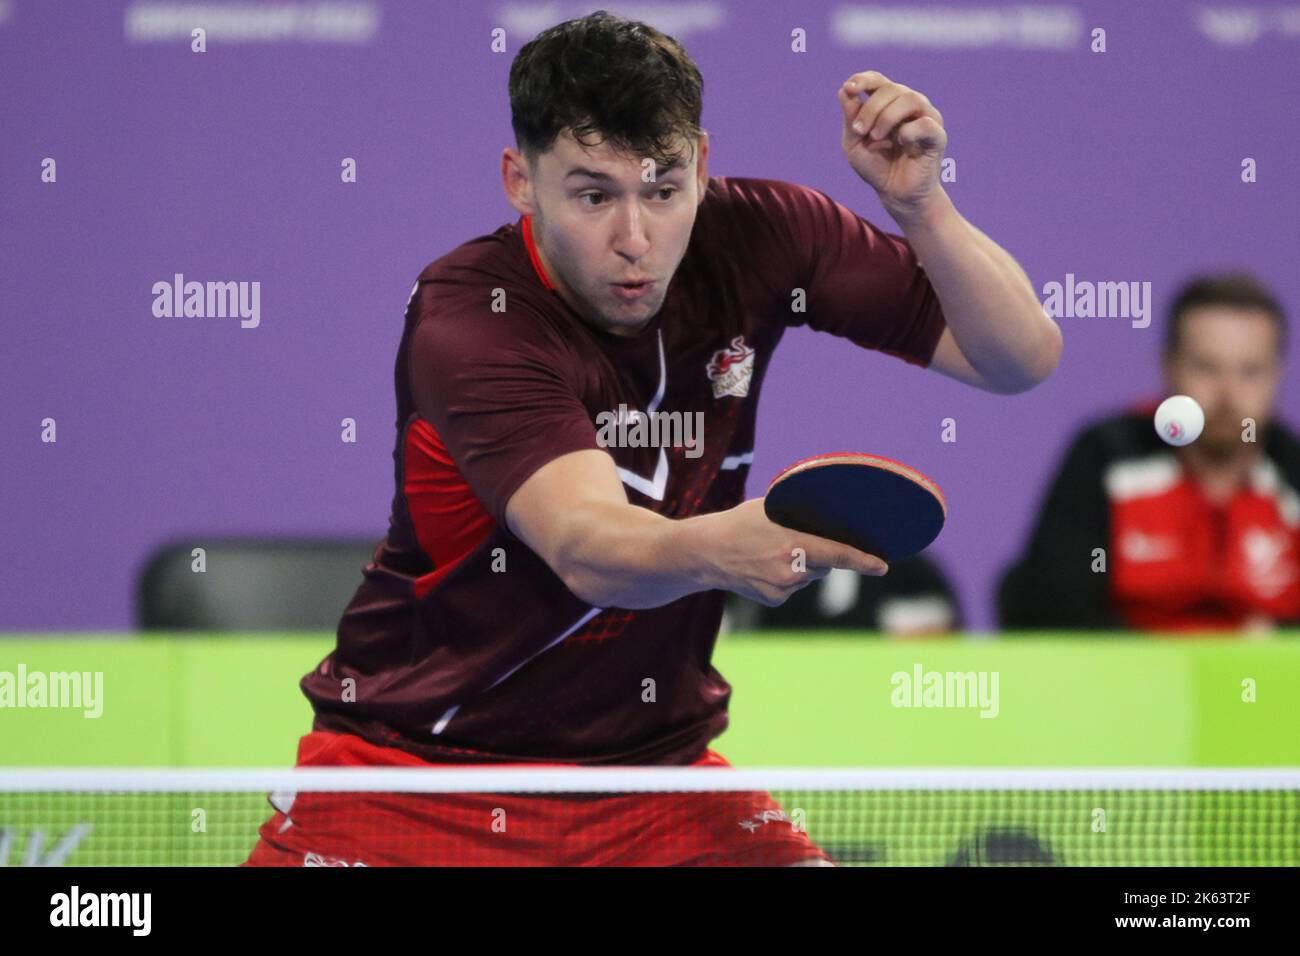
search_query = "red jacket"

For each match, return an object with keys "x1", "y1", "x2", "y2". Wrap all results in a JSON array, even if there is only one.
[{"x1": 1000, "y1": 406, "x2": 1300, "y2": 632}]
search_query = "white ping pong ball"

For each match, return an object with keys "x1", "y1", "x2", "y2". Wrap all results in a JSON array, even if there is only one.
[{"x1": 1154, "y1": 394, "x2": 1205, "y2": 446}]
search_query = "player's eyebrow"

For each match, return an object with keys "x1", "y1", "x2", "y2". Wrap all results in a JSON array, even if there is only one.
[{"x1": 564, "y1": 163, "x2": 684, "y2": 182}]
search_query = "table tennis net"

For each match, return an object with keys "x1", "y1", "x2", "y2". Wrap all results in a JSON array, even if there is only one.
[{"x1": 2, "y1": 768, "x2": 1297, "y2": 866}]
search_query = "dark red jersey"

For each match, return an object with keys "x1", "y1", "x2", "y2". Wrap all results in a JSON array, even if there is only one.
[{"x1": 302, "y1": 176, "x2": 947, "y2": 763}]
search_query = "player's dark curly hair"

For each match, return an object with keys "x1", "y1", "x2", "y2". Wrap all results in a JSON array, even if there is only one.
[
  {"x1": 509, "y1": 10, "x2": 704, "y2": 169},
  {"x1": 1165, "y1": 272, "x2": 1288, "y2": 355}
]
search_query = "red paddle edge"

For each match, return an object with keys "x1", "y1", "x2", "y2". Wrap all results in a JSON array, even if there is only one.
[{"x1": 765, "y1": 451, "x2": 948, "y2": 518}]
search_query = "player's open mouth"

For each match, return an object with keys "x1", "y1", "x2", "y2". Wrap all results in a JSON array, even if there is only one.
[{"x1": 612, "y1": 280, "x2": 653, "y2": 301}]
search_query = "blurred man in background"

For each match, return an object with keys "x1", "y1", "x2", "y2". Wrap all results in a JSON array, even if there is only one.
[{"x1": 1000, "y1": 273, "x2": 1300, "y2": 632}]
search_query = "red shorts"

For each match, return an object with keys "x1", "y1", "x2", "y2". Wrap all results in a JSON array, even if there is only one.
[{"x1": 244, "y1": 731, "x2": 829, "y2": 867}]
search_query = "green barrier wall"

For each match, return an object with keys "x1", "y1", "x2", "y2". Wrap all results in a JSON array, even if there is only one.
[{"x1": 2, "y1": 634, "x2": 1297, "y2": 767}]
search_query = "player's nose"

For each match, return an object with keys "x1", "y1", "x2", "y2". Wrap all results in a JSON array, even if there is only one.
[{"x1": 612, "y1": 202, "x2": 652, "y2": 260}]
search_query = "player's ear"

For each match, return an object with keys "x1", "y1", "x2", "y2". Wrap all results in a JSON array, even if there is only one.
[
  {"x1": 502, "y1": 147, "x2": 535, "y2": 216},
  {"x1": 694, "y1": 131, "x2": 709, "y2": 200}
]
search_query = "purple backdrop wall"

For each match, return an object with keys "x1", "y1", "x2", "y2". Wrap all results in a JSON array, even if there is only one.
[{"x1": 3, "y1": 0, "x2": 1297, "y2": 631}]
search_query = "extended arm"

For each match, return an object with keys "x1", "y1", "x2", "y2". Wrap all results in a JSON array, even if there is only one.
[{"x1": 505, "y1": 449, "x2": 886, "y2": 609}]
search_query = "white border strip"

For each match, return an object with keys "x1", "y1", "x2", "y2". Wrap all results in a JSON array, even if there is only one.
[{"x1": 1, "y1": 768, "x2": 1298, "y2": 794}]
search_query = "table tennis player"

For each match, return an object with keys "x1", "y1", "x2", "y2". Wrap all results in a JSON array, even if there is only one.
[{"x1": 246, "y1": 10, "x2": 1061, "y2": 867}]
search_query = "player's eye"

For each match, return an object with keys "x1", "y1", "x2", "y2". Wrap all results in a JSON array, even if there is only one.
[
  {"x1": 579, "y1": 192, "x2": 607, "y2": 206},
  {"x1": 654, "y1": 186, "x2": 678, "y2": 201}
]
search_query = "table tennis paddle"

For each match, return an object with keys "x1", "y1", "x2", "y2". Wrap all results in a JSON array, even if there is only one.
[{"x1": 763, "y1": 452, "x2": 946, "y2": 562}]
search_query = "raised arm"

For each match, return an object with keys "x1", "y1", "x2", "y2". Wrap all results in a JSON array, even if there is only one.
[{"x1": 838, "y1": 70, "x2": 1062, "y2": 394}]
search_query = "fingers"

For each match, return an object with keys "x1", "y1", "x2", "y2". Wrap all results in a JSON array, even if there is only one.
[
  {"x1": 847, "y1": 87, "x2": 907, "y2": 138},
  {"x1": 838, "y1": 81, "x2": 867, "y2": 127},
  {"x1": 842, "y1": 70, "x2": 890, "y2": 96},
  {"x1": 751, "y1": 542, "x2": 883, "y2": 607},
  {"x1": 857, "y1": 91, "x2": 936, "y2": 143},
  {"x1": 801, "y1": 536, "x2": 889, "y2": 577},
  {"x1": 750, "y1": 561, "x2": 831, "y2": 607},
  {"x1": 754, "y1": 570, "x2": 824, "y2": 607},
  {"x1": 730, "y1": 495, "x2": 891, "y2": 608},
  {"x1": 840, "y1": 72, "x2": 942, "y2": 145},
  {"x1": 838, "y1": 71, "x2": 891, "y2": 129},
  {"x1": 894, "y1": 116, "x2": 947, "y2": 156}
]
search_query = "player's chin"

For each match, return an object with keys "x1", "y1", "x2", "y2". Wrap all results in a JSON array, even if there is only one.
[
  {"x1": 1200, "y1": 429, "x2": 1243, "y2": 456},
  {"x1": 605, "y1": 293, "x2": 664, "y2": 322},
  {"x1": 1206, "y1": 419, "x2": 1244, "y2": 443}
]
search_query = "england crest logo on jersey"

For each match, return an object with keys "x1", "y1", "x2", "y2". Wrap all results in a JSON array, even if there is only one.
[{"x1": 707, "y1": 335, "x2": 755, "y2": 399}]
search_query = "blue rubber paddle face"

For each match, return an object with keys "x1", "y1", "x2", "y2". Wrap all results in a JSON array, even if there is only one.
[{"x1": 764, "y1": 458, "x2": 946, "y2": 561}]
